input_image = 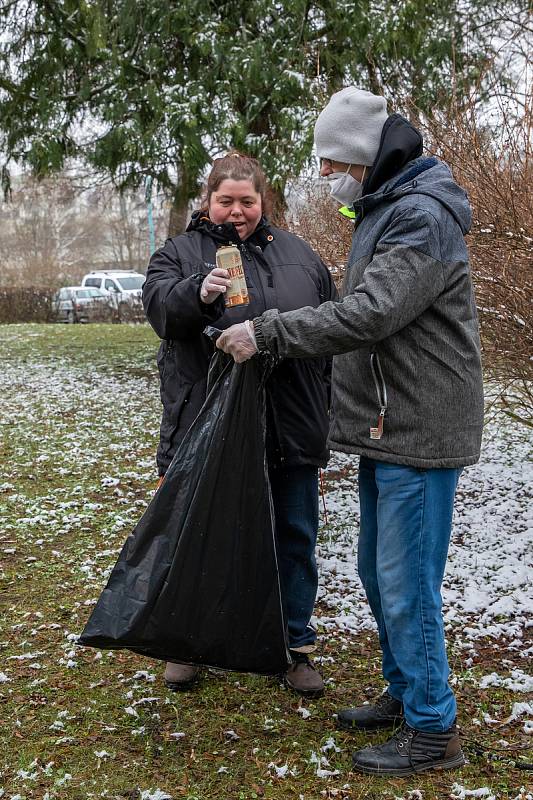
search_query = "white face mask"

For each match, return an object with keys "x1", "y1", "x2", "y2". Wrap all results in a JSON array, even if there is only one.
[{"x1": 326, "y1": 164, "x2": 366, "y2": 206}]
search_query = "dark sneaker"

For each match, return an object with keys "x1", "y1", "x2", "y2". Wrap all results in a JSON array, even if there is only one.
[
  {"x1": 284, "y1": 653, "x2": 324, "y2": 697},
  {"x1": 337, "y1": 690, "x2": 404, "y2": 731},
  {"x1": 164, "y1": 661, "x2": 200, "y2": 691},
  {"x1": 351, "y1": 721, "x2": 466, "y2": 776}
]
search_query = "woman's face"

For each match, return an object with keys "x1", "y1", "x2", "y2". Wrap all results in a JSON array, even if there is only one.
[{"x1": 208, "y1": 179, "x2": 262, "y2": 240}]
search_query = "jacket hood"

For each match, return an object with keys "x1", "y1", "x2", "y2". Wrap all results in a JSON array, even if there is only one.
[
  {"x1": 363, "y1": 113, "x2": 424, "y2": 196},
  {"x1": 359, "y1": 157, "x2": 472, "y2": 234},
  {"x1": 356, "y1": 113, "x2": 471, "y2": 234},
  {"x1": 187, "y1": 210, "x2": 274, "y2": 249}
]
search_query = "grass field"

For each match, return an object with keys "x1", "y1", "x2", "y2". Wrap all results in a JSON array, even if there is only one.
[{"x1": 0, "y1": 324, "x2": 531, "y2": 800}]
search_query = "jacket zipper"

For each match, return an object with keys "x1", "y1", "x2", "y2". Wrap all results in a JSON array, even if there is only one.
[
  {"x1": 369, "y1": 351, "x2": 387, "y2": 440},
  {"x1": 241, "y1": 240, "x2": 282, "y2": 457},
  {"x1": 245, "y1": 241, "x2": 282, "y2": 457},
  {"x1": 241, "y1": 241, "x2": 269, "y2": 314},
  {"x1": 239, "y1": 241, "x2": 252, "y2": 262}
]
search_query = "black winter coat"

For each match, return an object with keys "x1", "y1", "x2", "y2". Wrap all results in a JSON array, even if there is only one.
[{"x1": 143, "y1": 213, "x2": 338, "y2": 476}]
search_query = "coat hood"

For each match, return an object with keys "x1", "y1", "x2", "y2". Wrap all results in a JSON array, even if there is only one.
[
  {"x1": 355, "y1": 114, "x2": 471, "y2": 234},
  {"x1": 363, "y1": 113, "x2": 424, "y2": 196},
  {"x1": 359, "y1": 157, "x2": 472, "y2": 235}
]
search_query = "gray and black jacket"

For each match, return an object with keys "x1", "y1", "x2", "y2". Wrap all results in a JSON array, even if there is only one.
[
  {"x1": 254, "y1": 116, "x2": 484, "y2": 469},
  {"x1": 143, "y1": 214, "x2": 337, "y2": 476}
]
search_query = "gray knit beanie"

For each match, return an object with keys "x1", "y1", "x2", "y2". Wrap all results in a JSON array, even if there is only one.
[{"x1": 314, "y1": 87, "x2": 388, "y2": 167}]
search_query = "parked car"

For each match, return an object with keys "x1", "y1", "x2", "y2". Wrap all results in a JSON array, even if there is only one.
[
  {"x1": 81, "y1": 270, "x2": 145, "y2": 317},
  {"x1": 52, "y1": 286, "x2": 110, "y2": 323}
]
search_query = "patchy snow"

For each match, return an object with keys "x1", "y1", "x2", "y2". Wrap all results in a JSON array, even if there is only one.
[
  {"x1": 321, "y1": 737, "x2": 341, "y2": 753},
  {"x1": 309, "y1": 750, "x2": 340, "y2": 778},
  {"x1": 478, "y1": 670, "x2": 533, "y2": 693},
  {"x1": 506, "y1": 701, "x2": 533, "y2": 723},
  {"x1": 2, "y1": 336, "x2": 529, "y2": 673},
  {"x1": 0, "y1": 327, "x2": 530, "y2": 800},
  {"x1": 54, "y1": 773, "x2": 72, "y2": 786},
  {"x1": 138, "y1": 791, "x2": 173, "y2": 800},
  {"x1": 451, "y1": 785, "x2": 496, "y2": 799},
  {"x1": 512, "y1": 791, "x2": 533, "y2": 800},
  {"x1": 267, "y1": 762, "x2": 297, "y2": 778},
  {"x1": 131, "y1": 670, "x2": 156, "y2": 682}
]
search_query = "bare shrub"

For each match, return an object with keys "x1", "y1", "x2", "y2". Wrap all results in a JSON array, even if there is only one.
[
  {"x1": 0, "y1": 174, "x2": 168, "y2": 289},
  {"x1": 114, "y1": 303, "x2": 146, "y2": 324},
  {"x1": 288, "y1": 182, "x2": 353, "y2": 287},
  {"x1": 0, "y1": 287, "x2": 55, "y2": 323},
  {"x1": 420, "y1": 87, "x2": 532, "y2": 427}
]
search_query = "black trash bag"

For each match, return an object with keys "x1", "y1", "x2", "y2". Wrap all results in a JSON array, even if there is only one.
[{"x1": 78, "y1": 350, "x2": 291, "y2": 675}]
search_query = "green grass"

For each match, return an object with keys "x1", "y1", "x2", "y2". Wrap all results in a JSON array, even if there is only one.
[{"x1": 0, "y1": 324, "x2": 531, "y2": 800}]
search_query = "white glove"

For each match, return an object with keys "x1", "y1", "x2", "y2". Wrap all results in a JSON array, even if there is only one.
[
  {"x1": 216, "y1": 321, "x2": 258, "y2": 363},
  {"x1": 200, "y1": 268, "x2": 231, "y2": 304}
]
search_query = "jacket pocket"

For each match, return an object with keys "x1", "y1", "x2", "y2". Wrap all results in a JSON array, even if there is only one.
[{"x1": 369, "y1": 351, "x2": 387, "y2": 440}]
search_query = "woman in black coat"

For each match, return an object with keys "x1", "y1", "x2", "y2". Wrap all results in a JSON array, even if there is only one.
[{"x1": 143, "y1": 153, "x2": 337, "y2": 696}]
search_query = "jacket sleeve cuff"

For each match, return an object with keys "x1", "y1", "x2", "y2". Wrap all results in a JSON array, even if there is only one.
[
  {"x1": 192, "y1": 274, "x2": 225, "y2": 321},
  {"x1": 253, "y1": 318, "x2": 270, "y2": 352},
  {"x1": 198, "y1": 293, "x2": 226, "y2": 321}
]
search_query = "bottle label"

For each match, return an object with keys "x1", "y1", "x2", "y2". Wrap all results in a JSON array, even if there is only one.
[{"x1": 216, "y1": 246, "x2": 250, "y2": 307}]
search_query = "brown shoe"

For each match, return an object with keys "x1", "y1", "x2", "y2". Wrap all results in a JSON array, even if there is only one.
[
  {"x1": 284, "y1": 654, "x2": 324, "y2": 697},
  {"x1": 164, "y1": 661, "x2": 200, "y2": 691}
]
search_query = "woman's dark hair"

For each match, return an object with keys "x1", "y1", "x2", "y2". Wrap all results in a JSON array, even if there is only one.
[{"x1": 204, "y1": 151, "x2": 272, "y2": 216}]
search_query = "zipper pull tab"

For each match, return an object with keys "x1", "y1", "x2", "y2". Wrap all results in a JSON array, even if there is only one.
[
  {"x1": 370, "y1": 407, "x2": 386, "y2": 440},
  {"x1": 240, "y1": 243, "x2": 252, "y2": 261}
]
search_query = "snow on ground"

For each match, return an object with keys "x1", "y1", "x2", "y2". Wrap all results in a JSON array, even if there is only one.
[
  {"x1": 1, "y1": 338, "x2": 531, "y2": 700},
  {"x1": 1, "y1": 327, "x2": 531, "y2": 799}
]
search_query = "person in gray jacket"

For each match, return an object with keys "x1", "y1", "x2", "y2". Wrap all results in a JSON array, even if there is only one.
[{"x1": 217, "y1": 87, "x2": 484, "y2": 776}]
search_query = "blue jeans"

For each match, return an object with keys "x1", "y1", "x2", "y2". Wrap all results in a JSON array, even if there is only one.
[
  {"x1": 270, "y1": 466, "x2": 319, "y2": 651},
  {"x1": 358, "y1": 457, "x2": 461, "y2": 731}
]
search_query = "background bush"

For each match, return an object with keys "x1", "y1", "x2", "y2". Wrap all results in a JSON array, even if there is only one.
[{"x1": 0, "y1": 287, "x2": 55, "y2": 323}]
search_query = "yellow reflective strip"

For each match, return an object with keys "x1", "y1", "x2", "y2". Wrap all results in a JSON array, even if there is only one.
[{"x1": 338, "y1": 206, "x2": 356, "y2": 219}]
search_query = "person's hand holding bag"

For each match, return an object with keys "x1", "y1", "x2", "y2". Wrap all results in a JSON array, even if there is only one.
[
  {"x1": 217, "y1": 321, "x2": 258, "y2": 363},
  {"x1": 200, "y1": 268, "x2": 231, "y2": 304}
]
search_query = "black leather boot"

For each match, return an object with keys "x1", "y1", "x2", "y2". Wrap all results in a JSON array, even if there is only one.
[
  {"x1": 337, "y1": 690, "x2": 404, "y2": 730},
  {"x1": 351, "y1": 721, "x2": 465, "y2": 775}
]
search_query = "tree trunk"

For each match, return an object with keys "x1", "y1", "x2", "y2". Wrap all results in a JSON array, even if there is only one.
[
  {"x1": 268, "y1": 185, "x2": 288, "y2": 228},
  {"x1": 167, "y1": 192, "x2": 190, "y2": 238},
  {"x1": 167, "y1": 164, "x2": 198, "y2": 237}
]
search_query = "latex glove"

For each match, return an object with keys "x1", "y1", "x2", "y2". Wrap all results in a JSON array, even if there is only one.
[
  {"x1": 216, "y1": 320, "x2": 258, "y2": 363},
  {"x1": 200, "y1": 268, "x2": 231, "y2": 304}
]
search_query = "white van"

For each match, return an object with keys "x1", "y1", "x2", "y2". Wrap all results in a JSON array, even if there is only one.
[{"x1": 81, "y1": 270, "x2": 145, "y2": 312}]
